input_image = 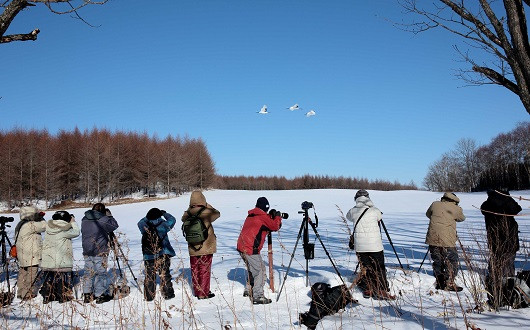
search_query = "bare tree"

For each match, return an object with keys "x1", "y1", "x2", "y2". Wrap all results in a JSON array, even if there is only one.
[
  {"x1": 399, "y1": 0, "x2": 530, "y2": 115},
  {"x1": 1, "y1": 0, "x2": 108, "y2": 44}
]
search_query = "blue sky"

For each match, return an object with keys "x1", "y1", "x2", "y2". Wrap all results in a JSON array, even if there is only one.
[{"x1": 1, "y1": 1, "x2": 528, "y2": 186}]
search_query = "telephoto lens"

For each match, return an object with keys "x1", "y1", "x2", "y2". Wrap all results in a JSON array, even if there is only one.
[{"x1": 279, "y1": 212, "x2": 289, "y2": 219}]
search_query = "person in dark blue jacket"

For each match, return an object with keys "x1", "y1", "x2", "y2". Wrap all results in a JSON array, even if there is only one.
[
  {"x1": 138, "y1": 208, "x2": 176, "y2": 301},
  {"x1": 81, "y1": 203, "x2": 119, "y2": 304}
]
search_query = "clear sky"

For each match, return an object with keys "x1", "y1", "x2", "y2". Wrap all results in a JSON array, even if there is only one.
[{"x1": 1, "y1": 1, "x2": 528, "y2": 186}]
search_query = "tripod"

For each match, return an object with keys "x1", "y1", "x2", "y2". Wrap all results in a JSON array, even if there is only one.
[
  {"x1": 108, "y1": 232, "x2": 142, "y2": 294},
  {"x1": 0, "y1": 217, "x2": 15, "y2": 306},
  {"x1": 276, "y1": 203, "x2": 346, "y2": 302}
]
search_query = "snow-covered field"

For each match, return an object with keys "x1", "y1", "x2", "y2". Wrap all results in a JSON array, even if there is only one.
[{"x1": 1, "y1": 189, "x2": 529, "y2": 329}]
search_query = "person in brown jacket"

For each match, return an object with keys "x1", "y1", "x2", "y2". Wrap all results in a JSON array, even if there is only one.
[
  {"x1": 425, "y1": 192, "x2": 466, "y2": 291},
  {"x1": 181, "y1": 191, "x2": 220, "y2": 299}
]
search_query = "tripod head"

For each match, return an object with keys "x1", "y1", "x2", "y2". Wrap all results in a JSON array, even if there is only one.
[{"x1": 0, "y1": 216, "x2": 14, "y2": 234}]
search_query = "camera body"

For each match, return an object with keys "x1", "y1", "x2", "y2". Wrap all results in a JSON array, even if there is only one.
[
  {"x1": 301, "y1": 201, "x2": 314, "y2": 210},
  {"x1": 0, "y1": 216, "x2": 14, "y2": 223},
  {"x1": 269, "y1": 209, "x2": 289, "y2": 219}
]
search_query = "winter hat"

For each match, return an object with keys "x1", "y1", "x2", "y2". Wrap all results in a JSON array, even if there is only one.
[
  {"x1": 190, "y1": 191, "x2": 207, "y2": 207},
  {"x1": 19, "y1": 206, "x2": 40, "y2": 221},
  {"x1": 52, "y1": 210, "x2": 72, "y2": 222},
  {"x1": 256, "y1": 197, "x2": 270, "y2": 212},
  {"x1": 442, "y1": 192, "x2": 460, "y2": 204},
  {"x1": 146, "y1": 208, "x2": 163, "y2": 220},
  {"x1": 354, "y1": 189, "x2": 369, "y2": 200},
  {"x1": 92, "y1": 203, "x2": 106, "y2": 213}
]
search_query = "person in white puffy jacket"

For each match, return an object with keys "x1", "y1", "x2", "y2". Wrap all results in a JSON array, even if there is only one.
[
  {"x1": 39, "y1": 211, "x2": 80, "y2": 303},
  {"x1": 346, "y1": 189, "x2": 395, "y2": 300}
]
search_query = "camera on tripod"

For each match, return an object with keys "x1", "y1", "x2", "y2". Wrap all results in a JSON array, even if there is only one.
[
  {"x1": 0, "y1": 216, "x2": 14, "y2": 224},
  {"x1": 301, "y1": 201, "x2": 313, "y2": 210}
]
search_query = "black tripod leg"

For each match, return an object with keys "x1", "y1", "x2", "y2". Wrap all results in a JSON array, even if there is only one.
[
  {"x1": 309, "y1": 222, "x2": 347, "y2": 287},
  {"x1": 275, "y1": 219, "x2": 306, "y2": 302},
  {"x1": 381, "y1": 220, "x2": 406, "y2": 271},
  {"x1": 417, "y1": 248, "x2": 429, "y2": 273},
  {"x1": 114, "y1": 239, "x2": 142, "y2": 294}
]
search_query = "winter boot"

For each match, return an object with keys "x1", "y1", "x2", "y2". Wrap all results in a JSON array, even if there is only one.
[
  {"x1": 362, "y1": 290, "x2": 373, "y2": 299},
  {"x1": 95, "y1": 293, "x2": 113, "y2": 304},
  {"x1": 83, "y1": 293, "x2": 94, "y2": 303},
  {"x1": 252, "y1": 296, "x2": 272, "y2": 304},
  {"x1": 445, "y1": 282, "x2": 463, "y2": 292},
  {"x1": 435, "y1": 275, "x2": 447, "y2": 290}
]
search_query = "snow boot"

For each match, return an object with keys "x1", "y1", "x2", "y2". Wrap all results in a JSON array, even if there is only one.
[
  {"x1": 253, "y1": 296, "x2": 272, "y2": 304},
  {"x1": 83, "y1": 293, "x2": 94, "y2": 303}
]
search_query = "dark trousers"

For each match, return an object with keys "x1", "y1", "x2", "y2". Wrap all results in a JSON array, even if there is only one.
[
  {"x1": 357, "y1": 251, "x2": 389, "y2": 292},
  {"x1": 190, "y1": 254, "x2": 213, "y2": 297},
  {"x1": 40, "y1": 271, "x2": 74, "y2": 302},
  {"x1": 486, "y1": 250, "x2": 516, "y2": 308},
  {"x1": 429, "y1": 246, "x2": 459, "y2": 286},
  {"x1": 144, "y1": 255, "x2": 174, "y2": 300}
]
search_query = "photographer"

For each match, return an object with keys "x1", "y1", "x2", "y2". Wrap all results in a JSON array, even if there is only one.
[
  {"x1": 181, "y1": 191, "x2": 220, "y2": 300},
  {"x1": 40, "y1": 211, "x2": 80, "y2": 303},
  {"x1": 425, "y1": 192, "x2": 465, "y2": 292},
  {"x1": 81, "y1": 203, "x2": 119, "y2": 304},
  {"x1": 138, "y1": 208, "x2": 176, "y2": 301},
  {"x1": 481, "y1": 189, "x2": 522, "y2": 308},
  {"x1": 14, "y1": 206, "x2": 46, "y2": 300},
  {"x1": 237, "y1": 197, "x2": 282, "y2": 304},
  {"x1": 346, "y1": 190, "x2": 395, "y2": 300}
]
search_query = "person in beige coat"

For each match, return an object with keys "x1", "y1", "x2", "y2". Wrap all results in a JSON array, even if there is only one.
[
  {"x1": 181, "y1": 191, "x2": 220, "y2": 299},
  {"x1": 15, "y1": 206, "x2": 47, "y2": 300},
  {"x1": 39, "y1": 211, "x2": 80, "y2": 303},
  {"x1": 425, "y1": 192, "x2": 466, "y2": 291}
]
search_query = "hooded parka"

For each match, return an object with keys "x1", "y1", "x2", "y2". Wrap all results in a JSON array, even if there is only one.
[
  {"x1": 425, "y1": 192, "x2": 466, "y2": 247},
  {"x1": 346, "y1": 196, "x2": 383, "y2": 253},
  {"x1": 41, "y1": 219, "x2": 80, "y2": 271},
  {"x1": 16, "y1": 206, "x2": 47, "y2": 268},
  {"x1": 181, "y1": 191, "x2": 221, "y2": 256}
]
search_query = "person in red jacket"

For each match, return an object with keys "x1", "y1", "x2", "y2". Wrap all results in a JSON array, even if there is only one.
[{"x1": 237, "y1": 197, "x2": 282, "y2": 304}]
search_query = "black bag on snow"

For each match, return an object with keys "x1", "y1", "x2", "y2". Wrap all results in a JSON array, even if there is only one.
[
  {"x1": 299, "y1": 282, "x2": 355, "y2": 329},
  {"x1": 181, "y1": 206, "x2": 208, "y2": 245},
  {"x1": 141, "y1": 221, "x2": 165, "y2": 255}
]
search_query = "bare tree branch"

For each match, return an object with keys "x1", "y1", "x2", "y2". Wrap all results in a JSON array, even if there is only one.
[{"x1": 0, "y1": 27, "x2": 38, "y2": 42}]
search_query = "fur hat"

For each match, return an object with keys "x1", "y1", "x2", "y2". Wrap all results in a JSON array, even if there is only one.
[
  {"x1": 52, "y1": 210, "x2": 72, "y2": 222},
  {"x1": 146, "y1": 208, "x2": 163, "y2": 220},
  {"x1": 355, "y1": 189, "x2": 369, "y2": 200},
  {"x1": 19, "y1": 206, "x2": 39, "y2": 221},
  {"x1": 256, "y1": 197, "x2": 270, "y2": 212},
  {"x1": 442, "y1": 192, "x2": 460, "y2": 204}
]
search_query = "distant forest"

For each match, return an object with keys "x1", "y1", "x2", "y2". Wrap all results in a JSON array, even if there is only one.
[
  {"x1": 0, "y1": 128, "x2": 215, "y2": 208},
  {"x1": 0, "y1": 128, "x2": 417, "y2": 209},
  {"x1": 423, "y1": 122, "x2": 530, "y2": 192}
]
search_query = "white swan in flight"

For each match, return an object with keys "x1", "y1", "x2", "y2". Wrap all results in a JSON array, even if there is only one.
[
  {"x1": 287, "y1": 103, "x2": 301, "y2": 111},
  {"x1": 305, "y1": 110, "x2": 316, "y2": 117},
  {"x1": 258, "y1": 105, "x2": 269, "y2": 114}
]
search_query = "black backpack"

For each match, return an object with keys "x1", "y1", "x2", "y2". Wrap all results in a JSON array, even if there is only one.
[
  {"x1": 141, "y1": 221, "x2": 165, "y2": 255},
  {"x1": 181, "y1": 206, "x2": 208, "y2": 245},
  {"x1": 299, "y1": 282, "x2": 355, "y2": 329}
]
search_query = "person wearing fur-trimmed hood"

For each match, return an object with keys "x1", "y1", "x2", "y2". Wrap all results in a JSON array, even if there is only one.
[
  {"x1": 425, "y1": 192, "x2": 465, "y2": 292},
  {"x1": 39, "y1": 211, "x2": 80, "y2": 303},
  {"x1": 15, "y1": 205, "x2": 47, "y2": 300},
  {"x1": 181, "y1": 191, "x2": 220, "y2": 300}
]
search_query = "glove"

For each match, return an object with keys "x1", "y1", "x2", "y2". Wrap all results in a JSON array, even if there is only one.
[{"x1": 268, "y1": 209, "x2": 277, "y2": 218}]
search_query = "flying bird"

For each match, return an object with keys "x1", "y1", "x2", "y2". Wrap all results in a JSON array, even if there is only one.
[
  {"x1": 305, "y1": 110, "x2": 316, "y2": 117},
  {"x1": 257, "y1": 105, "x2": 269, "y2": 114},
  {"x1": 287, "y1": 103, "x2": 301, "y2": 111}
]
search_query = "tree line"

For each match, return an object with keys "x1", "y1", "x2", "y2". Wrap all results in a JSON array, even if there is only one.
[
  {"x1": 423, "y1": 122, "x2": 530, "y2": 192},
  {"x1": 0, "y1": 128, "x2": 215, "y2": 208},
  {"x1": 214, "y1": 174, "x2": 417, "y2": 191}
]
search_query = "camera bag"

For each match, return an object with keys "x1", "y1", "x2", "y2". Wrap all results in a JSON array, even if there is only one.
[{"x1": 348, "y1": 208, "x2": 369, "y2": 250}]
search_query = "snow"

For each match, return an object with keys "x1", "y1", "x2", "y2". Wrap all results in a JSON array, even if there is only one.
[{"x1": 1, "y1": 189, "x2": 529, "y2": 329}]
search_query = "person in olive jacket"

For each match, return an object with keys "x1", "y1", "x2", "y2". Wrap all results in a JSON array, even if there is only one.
[
  {"x1": 236, "y1": 197, "x2": 282, "y2": 305},
  {"x1": 40, "y1": 211, "x2": 80, "y2": 303},
  {"x1": 15, "y1": 206, "x2": 47, "y2": 300},
  {"x1": 425, "y1": 192, "x2": 466, "y2": 291},
  {"x1": 181, "y1": 191, "x2": 220, "y2": 300},
  {"x1": 481, "y1": 189, "x2": 522, "y2": 308}
]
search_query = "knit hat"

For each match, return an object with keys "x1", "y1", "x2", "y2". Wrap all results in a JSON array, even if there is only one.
[
  {"x1": 354, "y1": 189, "x2": 369, "y2": 200},
  {"x1": 256, "y1": 197, "x2": 270, "y2": 212},
  {"x1": 52, "y1": 210, "x2": 72, "y2": 222},
  {"x1": 146, "y1": 208, "x2": 163, "y2": 220},
  {"x1": 442, "y1": 192, "x2": 460, "y2": 204},
  {"x1": 19, "y1": 206, "x2": 40, "y2": 221}
]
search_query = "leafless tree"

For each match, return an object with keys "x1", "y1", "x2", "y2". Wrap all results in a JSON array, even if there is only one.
[
  {"x1": 398, "y1": 0, "x2": 530, "y2": 115},
  {"x1": 1, "y1": 0, "x2": 107, "y2": 44}
]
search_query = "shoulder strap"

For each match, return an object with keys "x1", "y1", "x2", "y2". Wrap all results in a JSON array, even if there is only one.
[
  {"x1": 14, "y1": 220, "x2": 30, "y2": 244},
  {"x1": 353, "y1": 208, "x2": 369, "y2": 233}
]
